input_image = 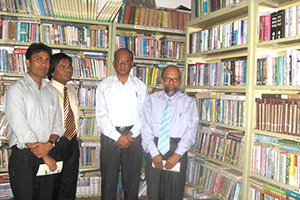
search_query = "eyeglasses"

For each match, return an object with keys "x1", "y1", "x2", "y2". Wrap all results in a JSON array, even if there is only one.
[
  {"x1": 115, "y1": 60, "x2": 132, "y2": 65},
  {"x1": 58, "y1": 65, "x2": 73, "y2": 70},
  {"x1": 163, "y1": 77, "x2": 181, "y2": 83}
]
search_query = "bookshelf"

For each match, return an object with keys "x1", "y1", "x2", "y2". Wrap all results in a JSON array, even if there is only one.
[
  {"x1": 111, "y1": 23, "x2": 186, "y2": 89},
  {"x1": 0, "y1": 10, "x2": 113, "y2": 198},
  {"x1": 185, "y1": 0, "x2": 250, "y2": 199},
  {"x1": 186, "y1": 0, "x2": 300, "y2": 199}
]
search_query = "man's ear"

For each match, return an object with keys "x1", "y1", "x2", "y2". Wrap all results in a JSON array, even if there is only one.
[{"x1": 25, "y1": 59, "x2": 30, "y2": 70}]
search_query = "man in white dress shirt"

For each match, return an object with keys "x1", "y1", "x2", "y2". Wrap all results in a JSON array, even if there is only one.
[
  {"x1": 96, "y1": 48, "x2": 147, "y2": 200},
  {"x1": 48, "y1": 53, "x2": 80, "y2": 200},
  {"x1": 4, "y1": 43, "x2": 65, "y2": 200}
]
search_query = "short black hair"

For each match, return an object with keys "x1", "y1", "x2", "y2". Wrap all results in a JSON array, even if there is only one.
[
  {"x1": 25, "y1": 43, "x2": 52, "y2": 61},
  {"x1": 161, "y1": 65, "x2": 181, "y2": 79},
  {"x1": 114, "y1": 48, "x2": 134, "y2": 61},
  {"x1": 48, "y1": 53, "x2": 72, "y2": 80}
]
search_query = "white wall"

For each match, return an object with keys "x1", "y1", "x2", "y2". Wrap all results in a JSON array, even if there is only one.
[{"x1": 99, "y1": 0, "x2": 191, "y2": 11}]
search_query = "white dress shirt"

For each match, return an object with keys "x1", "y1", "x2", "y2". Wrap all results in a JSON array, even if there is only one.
[
  {"x1": 142, "y1": 91, "x2": 199, "y2": 157},
  {"x1": 49, "y1": 79, "x2": 80, "y2": 132},
  {"x1": 96, "y1": 74, "x2": 147, "y2": 141},
  {"x1": 4, "y1": 73, "x2": 65, "y2": 149}
]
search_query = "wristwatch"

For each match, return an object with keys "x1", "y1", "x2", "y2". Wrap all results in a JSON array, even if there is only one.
[
  {"x1": 48, "y1": 140, "x2": 55, "y2": 147},
  {"x1": 129, "y1": 131, "x2": 135, "y2": 139}
]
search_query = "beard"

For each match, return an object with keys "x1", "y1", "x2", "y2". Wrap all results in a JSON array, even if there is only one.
[{"x1": 163, "y1": 82, "x2": 180, "y2": 96}]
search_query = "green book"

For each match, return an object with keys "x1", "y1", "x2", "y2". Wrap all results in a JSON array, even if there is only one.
[{"x1": 118, "y1": 1, "x2": 127, "y2": 23}]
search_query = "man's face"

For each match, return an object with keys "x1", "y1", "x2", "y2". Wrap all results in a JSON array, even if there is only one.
[
  {"x1": 26, "y1": 51, "x2": 50, "y2": 79},
  {"x1": 52, "y1": 59, "x2": 73, "y2": 85},
  {"x1": 160, "y1": 66, "x2": 181, "y2": 97},
  {"x1": 113, "y1": 50, "x2": 133, "y2": 76}
]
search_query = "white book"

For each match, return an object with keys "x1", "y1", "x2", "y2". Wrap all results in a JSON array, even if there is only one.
[
  {"x1": 297, "y1": 5, "x2": 300, "y2": 35},
  {"x1": 291, "y1": 50, "x2": 300, "y2": 85},
  {"x1": 285, "y1": 7, "x2": 290, "y2": 37},
  {"x1": 289, "y1": 6, "x2": 297, "y2": 37}
]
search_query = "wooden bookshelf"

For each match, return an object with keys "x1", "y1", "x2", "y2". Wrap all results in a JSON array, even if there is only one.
[{"x1": 186, "y1": 0, "x2": 300, "y2": 198}]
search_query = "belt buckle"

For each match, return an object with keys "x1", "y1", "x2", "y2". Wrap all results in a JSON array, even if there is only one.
[{"x1": 119, "y1": 126, "x2": 126, "y2": 131}]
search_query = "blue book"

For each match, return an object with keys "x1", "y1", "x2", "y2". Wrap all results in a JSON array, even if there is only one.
[
  {"x1": 122, "y1": 36, "x2": 126, "y2": 48},
  {"x1": 37, "y1": 0, "x2": 45, "y2": 16},
  {"x1": 279, "y1": 144, "x2": 300, "y2": 152},
  {"x1": 286, "y1": 190, "x2": 300, "y2": 199}
]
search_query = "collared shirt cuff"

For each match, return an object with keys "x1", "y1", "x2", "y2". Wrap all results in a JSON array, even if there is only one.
[
  {"x1": 52, "y1": 127, "x2": 65, "y2": 137},
  {"x1": 111, "y1": 131, "x2": 122, "y2": 142},
  {"x1": 175, "y1": 147, "x2": 186, "y2": 156},
  {"x1": 150, "y1": 148, "x2": 160, "y2": 158},
  {"x1": 24, "y1": 131, "x2": 38, "y2": 144}
]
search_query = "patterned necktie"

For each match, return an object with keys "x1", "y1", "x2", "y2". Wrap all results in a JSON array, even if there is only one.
[
  {"x1": 158, "y1": 98, "x2": 172, "y2": 155},
  {"x1": 64, "y1": 87, "x2": 77, "y2": 141}
]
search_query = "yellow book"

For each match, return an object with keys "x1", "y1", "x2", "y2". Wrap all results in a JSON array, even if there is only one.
[
  {"x1": 289, "y1": 153, "x2": 295, "y2": 186},
  {"x1": 151, "y1": 67, "x2": 157, "y2": 86},
  {"x1": 40, "y1": 25, "x2": 44, "y2": 43},
  {"x1": 145, "y1": 67, "x2": 149, "y2": 86},
  {"x1": 134, "y1": 7, "x2": 141, "y2": 25},
  {"x1": 157, "y1": 10, "x2": 163, "y2": 28}
]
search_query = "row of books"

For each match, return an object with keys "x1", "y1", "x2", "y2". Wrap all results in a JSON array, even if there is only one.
[
  {"x1": 252, "y1": 134, "x2": 300, "y2": 188},
  {"x1": 185, "y1": 184, "x2": 217, "y2": 199},
  {"x1": 130, "y1": 62, "x2": 184, "y2": 87},
  {"x1": 0, "y1": 48, "x2": 108, "y2": 79},
  {"x1": 195, "y1": 94, "x2": 246, "y2": 127},
  {"x1": 79, "y1": 117, "x2": 100, "y2": 138},
  {"x1": 96, "y1": 1, "x2": 123, "y2": 22},
  {"x1": 79, "y1": 142, "x2": 100, "y2": 167},
  {"x1": 193, "y1": 126, "x2": 244, "y2": 168},
  {"x1": 250, "y1": 178, "x2": 300, "y2": 200},
  {"x1": 69, "y1": 53, "x2": 108, "y2": 79},
  {"x1": 117, "y1": 2, "x2": 190, "y2": 30},
  {"x1": 255, "y1": 95, "x2": 300, "y2": 136},
  {"x1": 189, "y1": 19, "x2": 248, "y2": 53},
  {"x1": 259, "y1": 5, "x2": 300, "y2": 42},
  {"x1": 1, "y1": 19, "x2": 109, "y2": 48},
  {"x1": 0, "y1": 173, "x2": 13, "y2": 199},
  {"x1": 187, "y1": 59, "x2": 247, "y2": 86},
  {"x1": 0, "y1": 48, "x2": 27, "y2": 74},
  {"x1": 257, "y1": 50, "x2": 300, "y2": 86},
  {"x1": 78, "y1": 87, "x2": 96, "y2": 107},
  {"x1": 116, "y1": 32, "x2": 186, "y2": 60},
  {"x1": 0, "y1": 111, "x2": 9, "y2": 139},
  {"x1": 76, "y1": 170, "x2": 101, "y2": 196},
  {"x1": 0, "y1": 147, "x2": 9, "y2": 169},
  {"x1": 1, "y1": 0, "x2": 102, "y2": 21},
  {"x1": 191, "y1": 0, "x2": 244, "y2": 19},
  {"x1": 186, "y1": 158, "x2": 242, "y2": 200}
]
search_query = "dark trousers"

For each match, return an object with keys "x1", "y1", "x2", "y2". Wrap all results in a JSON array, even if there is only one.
[
  {"x1": 53, "y1": 137, "x2": 80, "y2": 200},
  {"x1": 100, "y1": 127, "x2": 142, "y2": 200},
  {"x1": 145, "y1": 139, "x2": 187, "y2": 200},
  {"x1": 9, "y1": 146, "x2": 58, "y2": 200}
]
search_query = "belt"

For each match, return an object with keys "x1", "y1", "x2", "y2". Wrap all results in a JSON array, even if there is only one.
[
  {"x1": 115, "y1": 125, "x2": 133, "y2": 133},
  {"x1": 154, "y1": 137, "x2": 181, "y2": 143}
]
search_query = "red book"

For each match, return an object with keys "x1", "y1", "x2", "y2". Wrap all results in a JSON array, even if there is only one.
[
  {"x1": 123, "y1": 4, "x2": 132, "y2": 24},
  {"x1": 264, "y1": 14, "x2": 271, "y2": 41}
]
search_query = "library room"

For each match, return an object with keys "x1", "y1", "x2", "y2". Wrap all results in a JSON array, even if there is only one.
[{"x1": 1, "y1": 0, "x2": 300, "y2": 200}]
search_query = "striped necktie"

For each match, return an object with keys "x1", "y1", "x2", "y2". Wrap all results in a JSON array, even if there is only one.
[
  {"x1": 64, "y1": 87, "x2": 77, "y2": 141},
  {"x1": 158, "y1": 98, "x2": 172, "y2": 155}
]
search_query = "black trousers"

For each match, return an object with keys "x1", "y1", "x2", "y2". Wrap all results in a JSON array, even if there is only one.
[
  {"x1": 145, "y1": 139, "x2": 187, "y2": 200},
  {"x1": 9, "y1": 146, "x2": 58, "y2": 200},
  {"x1": 53, "y1": 136, "x2": 80, "y2": 200},
  {"x1": 100, "y1": 127, "x2": 142, "y2": 200}
]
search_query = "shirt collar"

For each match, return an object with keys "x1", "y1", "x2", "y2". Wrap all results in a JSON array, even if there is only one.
[
  {"x1": 112, "y1": 74, "x2": 133, "y2": 84},
  {"x1": 50, "y1": 79, "x2": 65, "y2": 92},
  {"x1": 162, "y1": 91, "x2": 180, "y2": 102},
  {"x1": 24, "y1": 73, "x2": 48, "y2": 89}
]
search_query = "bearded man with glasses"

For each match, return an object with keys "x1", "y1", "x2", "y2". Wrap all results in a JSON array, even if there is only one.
[{"x1": 141, "y1": 65, "x2": 199, "y2": 200}]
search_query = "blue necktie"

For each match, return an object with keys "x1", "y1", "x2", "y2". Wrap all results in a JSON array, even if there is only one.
[{"x1": 158, "y1": 98, "x2": 171, "y2": 155}]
